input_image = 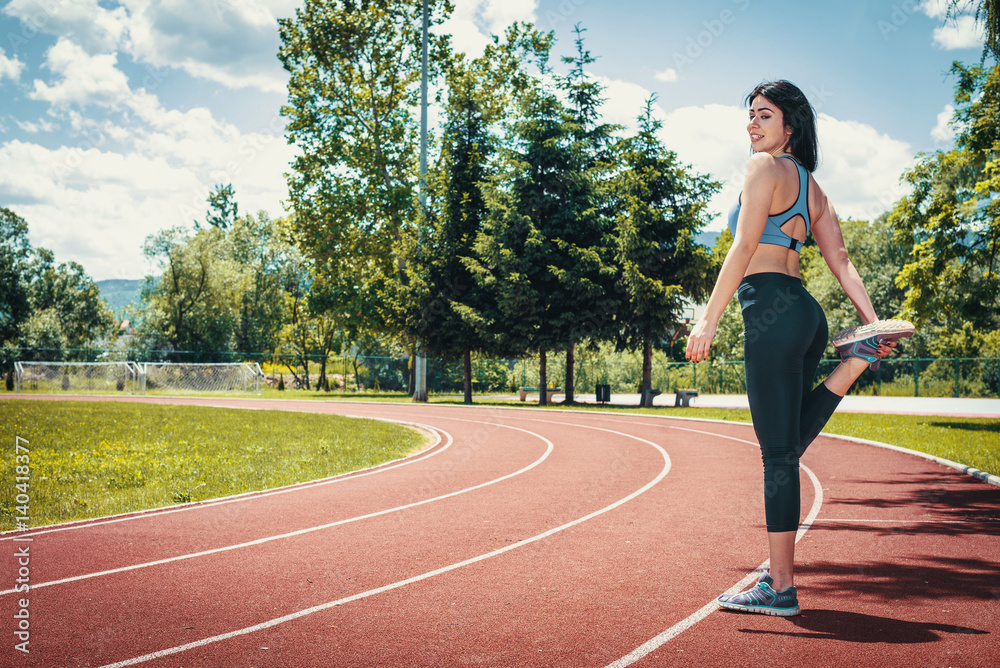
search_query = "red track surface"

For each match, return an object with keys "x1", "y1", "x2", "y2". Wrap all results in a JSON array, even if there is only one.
[{"x1": 3, "y1": 396, "x2": 998, "y2": 667}]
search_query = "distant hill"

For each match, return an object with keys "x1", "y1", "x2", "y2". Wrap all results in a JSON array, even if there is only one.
[{"x1": 97, "y1": 279, "x2": 143, "y2": 316}]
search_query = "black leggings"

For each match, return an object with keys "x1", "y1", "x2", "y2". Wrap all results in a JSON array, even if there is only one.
[{"x1": 738, "y1": 273, "x2": 843, "y2": 533}]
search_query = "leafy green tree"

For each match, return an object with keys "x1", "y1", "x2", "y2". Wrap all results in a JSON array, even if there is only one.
[
  {"x1": 889, "y1": 61, "x2": 1000, "y2": 345},
  {"x1": 801, "y1": 215, "x2": 908, "y2": 349},
  {"x1": 25, "y1": 248, "x2": 115, "y2": 352},
  {"x1": 611, "y1": 97, "x2": 719, "y2": 405},
  {"x1": 1, "y1": 209, "x2": 114, "y2": 370},
  {"x1": 229, "y1": 211, "x2": 303, "y2": 355},
  {"x1": 552, "y1": 26, "x2": 621, "y2": 402},
  {"x1": 277, "y1": 0, "x2": 454, "y2": 341},
  {"x1": 138, "y1": 227, "x2": 247, "y2": 356},
  {"x1": 0, "y1": 208, "x2": 32, "y2": 368}
]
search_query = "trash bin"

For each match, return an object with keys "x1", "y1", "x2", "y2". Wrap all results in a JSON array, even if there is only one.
[{"x1": 596, "y1": 384, "x2": 611, "y2": 403}]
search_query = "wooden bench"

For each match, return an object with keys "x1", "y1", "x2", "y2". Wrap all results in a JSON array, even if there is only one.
[
  {"x1": 519, "y1": 387, "x2": 561, "y2": 402},
  {"x1": 674, "y1": 389, "x2": 698, "y2": 407}
]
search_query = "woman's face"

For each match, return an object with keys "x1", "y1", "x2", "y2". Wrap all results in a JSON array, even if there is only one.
[{"x1": 747, "y1": 95, "x2": 792, "y2": 155}]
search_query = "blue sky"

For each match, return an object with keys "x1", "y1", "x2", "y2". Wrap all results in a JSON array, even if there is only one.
[{"x1": 0, "y1": 0, "x2": 986, "y2": 281}]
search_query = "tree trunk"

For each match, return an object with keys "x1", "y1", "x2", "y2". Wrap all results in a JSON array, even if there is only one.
[
  {"x1": 539, "y1": 347, "x2": 547, "y2": 406},
  {"x1": 564, "y1": 344, "x2": 575, "y2": 403},
  {"x1": 408, "y1": 340, "x2": 416, "y2": 394},
  {"x1": 317, "y1": 354, "x2": 328, "y2": 392},
  {"x1": 639, "y1": 338, "x2": 653, "y2": 407},
  {"x1": 463, "y1": 350, "x2": 473, "y2": 404}
]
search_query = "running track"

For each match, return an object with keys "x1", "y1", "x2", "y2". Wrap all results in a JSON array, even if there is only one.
[{"x1": 3, "y1": 396, "x2": 998, "y2": 667}]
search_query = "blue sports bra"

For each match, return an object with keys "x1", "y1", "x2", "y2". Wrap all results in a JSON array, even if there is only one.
[{"x1": 727, "y1": 155, "x2": 810, "y2": 252}]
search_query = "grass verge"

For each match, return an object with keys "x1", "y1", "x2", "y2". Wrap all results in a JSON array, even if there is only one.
[{"x1": 0, "y1": 399, "x2": 426, "y2": 531}]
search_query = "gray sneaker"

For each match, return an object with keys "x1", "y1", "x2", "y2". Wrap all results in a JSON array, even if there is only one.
[
  {"x1": 832, "y1": 319, "x2": 915, "y2": 371},
  {"x1": 718, "y1": 571, "x2": 801, "y2": 617}
]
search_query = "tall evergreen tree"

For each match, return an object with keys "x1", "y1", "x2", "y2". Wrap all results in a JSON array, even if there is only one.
[
  {"x1": 404, "y1": 25, "x2": 549, "y2": 404},
  {"x1": 553, "y1": 26, "x2": 620, "y2": 402},
  {"x1": 612, "y1": 97, "x2": 719, "y2": 405},
  {"x1": 473, "y1": 27, "x2": 617, "y2": 405}
]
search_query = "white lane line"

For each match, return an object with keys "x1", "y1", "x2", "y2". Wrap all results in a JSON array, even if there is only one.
[
  {"x1": 0, "y1": 416, "x2": 447, "y2": 541},
  {"x1": 0, "y1": 420, "x2": 551, "y2": 596},
  {"x1": 96, "y1": 424, "x2": 672, "y2": 667},
  {"x1": 605, "y1": 428, "x2": 824, "y2": 668}
]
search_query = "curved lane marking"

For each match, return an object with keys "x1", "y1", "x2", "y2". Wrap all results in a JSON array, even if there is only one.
[
  {"x1": 95, "y1": 423, "x2": 672, "y2": 667},
  {"x1": 0, "y1": 416, "x2": 448, "y2": 541},
  {"x1": 0, "y1": 419, "x2": 554, "y2": 596},
  {"x1": 604, "y1": 424, "x2": 824, "y2": 668}
]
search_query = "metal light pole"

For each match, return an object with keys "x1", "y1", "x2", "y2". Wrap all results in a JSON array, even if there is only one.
[{"x1": 413, "y1": 0, "x2": 429, "y2": 402}]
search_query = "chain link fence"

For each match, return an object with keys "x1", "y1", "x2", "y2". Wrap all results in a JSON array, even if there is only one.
[{"x1": 5, "y1": 349, "x2": 999, "y2": 399}]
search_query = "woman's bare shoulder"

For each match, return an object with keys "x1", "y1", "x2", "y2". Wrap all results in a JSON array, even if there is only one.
[{"x1": 807, "y1": 172, "x2": 833, "y2": 223}]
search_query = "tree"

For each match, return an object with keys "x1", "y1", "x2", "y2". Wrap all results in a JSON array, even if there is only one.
[
  {"x1": 138, "y1": 227, "x2": 247, "y2": 356},
  {"x1": 801, "y1": 216, "x2": 908, "y2": 342},
  {"x1": 611, "y1": 97, "x2": 719, "y2": 405},
  {"x1": 403, "y1": 24, "x2": 550, "y2": 403},
  {"x1": 229, "y1": 211, "x2": 302, "y2": 355},
  {"x1": 277, "y1": 0, "x2": 454, "y2": 342},
  {"x1": 0, "y1": 208, "x2": 32, "y2": 365},
  {"x1": 473, "y1": 28, "x2": 617, "y2": 405},
  {"x1": 1, "y1": 209, "x2": 114, "y2": 370},
  {"x1": 947, "y1": 0, "x2": 1000, "y2": 61},
  {"x1": 889, "y1": 61, "x2": 1000, "y2": 342},
  {"x1": 25, "y1": 249, "x2": 115, "y2": 352},
  {"x1": 552, "y1": 26, "x2": 621, "y2": 403},
  {"x1": 204, "y1": 184, "x2": 239, "y2": 231}
]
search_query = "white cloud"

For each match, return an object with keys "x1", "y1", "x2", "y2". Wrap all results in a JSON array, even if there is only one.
[
  {"x1": 29, "y1": 38, "x2": 131, "y2": 107},
  {"x1": 654, "y1": 68, "x2": 678, "y2": 83},
  {"x1": 814, "y1": 114, "x2": 916, "y2": 221},
  {"x1": 3, "y1": 72, "x2": 297, "y2": 281},
  {"x1": 16, "y1": 118, "x2": 56, "y2": 133},
  {"x1": 443, "y1": 0, "x2": 538, "y2": 59},
  {"x1": 920, "y1": 0, "x2": 975, "y2": 20},
  {"x1": 920, "y1": 0, "x2": 985, "y2": 49},
  {"x1": 931, "y1": 104, "x2": 956, "y2": 145},
  {"x1": 597, "y1": 75, "x2": 916, "y2": 228},
  {"x1": 3, "y1": 0, "x2": 129, "y2": 52},
  {"x1": 0, "y1": 125, "x2": 296, "y2": 280},
  {"x1": 932, "y1": 14, "x2": 986, "y2": 49},
  {"x1": 481, "y1": 0, "x2": 537, "y2": 28},
  {"x1": 4, "y1": 0, "x2": 288, "y2": 92},
  {"x1": 121, "y1": 0, "x2": 288, "y2": 93},
  {"x1": 0, "y1": 47, "x2": 25, "y2": 81}
]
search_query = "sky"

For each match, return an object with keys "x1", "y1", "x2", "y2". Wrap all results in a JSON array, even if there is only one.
[{"x1": 0, "y1": 0, "x2": 987, "y2": 282}]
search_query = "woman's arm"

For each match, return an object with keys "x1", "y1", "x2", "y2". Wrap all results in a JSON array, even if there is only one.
[
  {"x1": 685, "y1": 153, "x2": 776, "y2": 362},
  {"x1": 810, "y1": 195, "x2": 878, "y2": 325}
]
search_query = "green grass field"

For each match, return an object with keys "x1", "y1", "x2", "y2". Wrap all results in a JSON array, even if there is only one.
[
  {"x1": 0, "y1": 397, "x2": 996, "y2": 531},
  {"x1": 0, "y1": 400, "x2": 426, "y2": 531}
]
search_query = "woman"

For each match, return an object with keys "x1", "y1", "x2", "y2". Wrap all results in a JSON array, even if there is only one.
[{"x1": 685, "y1": 80, "x2": 913, "y2": 616}]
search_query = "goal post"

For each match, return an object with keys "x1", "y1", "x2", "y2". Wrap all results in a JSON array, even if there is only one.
[
  {"x1": 140, "y1": 362, "x2": 263, "y2": 395},
  {"x1": 13, "y1": 361, "x2": 139, "y2": 394}
]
